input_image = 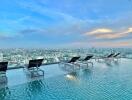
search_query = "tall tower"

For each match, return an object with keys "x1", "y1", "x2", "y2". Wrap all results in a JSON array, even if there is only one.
[{"x1": 0, "y1": 53, "x2": 3, "y2": 61}]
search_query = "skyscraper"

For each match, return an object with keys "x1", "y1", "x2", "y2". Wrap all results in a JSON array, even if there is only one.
[{"x1": 0, "y1": 53, "x2": 3, "y2": 61}]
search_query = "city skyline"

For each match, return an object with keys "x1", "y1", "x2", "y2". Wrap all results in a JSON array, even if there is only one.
[{"x1": 0, "y1": 0, "x2": 132, "y2": 48}]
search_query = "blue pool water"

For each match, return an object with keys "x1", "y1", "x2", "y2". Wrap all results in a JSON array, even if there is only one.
[{"x1": 1, "y1": 59, "x2": 132, "y2": 100}]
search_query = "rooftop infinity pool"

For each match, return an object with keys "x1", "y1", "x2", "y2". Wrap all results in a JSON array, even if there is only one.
[{"x1": 0, "y1": 58, "x2": 132, "y2": 100}]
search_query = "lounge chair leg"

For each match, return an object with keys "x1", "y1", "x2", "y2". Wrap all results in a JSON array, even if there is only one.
[
  {"x1": 40, "y1": 70, "x2": 44, "y2": 76},
  {"x1": 91, "y1": 62, "x2": 93, "y2": 67}
]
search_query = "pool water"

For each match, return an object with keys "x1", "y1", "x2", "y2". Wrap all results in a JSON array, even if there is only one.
[{"x1": 1, "y1": 59, "x2": 132, "y2": 100}]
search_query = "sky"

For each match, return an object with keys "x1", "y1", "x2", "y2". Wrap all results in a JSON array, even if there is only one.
[{"x1": 0, "y1": 0, "x2": 132, "y2": 48}]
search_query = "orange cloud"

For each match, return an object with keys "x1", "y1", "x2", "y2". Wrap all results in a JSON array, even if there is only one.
[
  {"x1": 91, "y1": 41, "x2": 132, "y2": 47},
  {"x1": 95, "y1": 33, "x2": 126, "y2": 39},
  {"x1": 87, "y1": 28, "x2": 113, "y2": 35},
  {"x1": 125, "y1": 27, "x2": 132, "y2": 33},
  {"x1": 85, "y1": 27, "x2": 132, "y2": 39},
  {"x1": 66, "y1": 40, "x2": 132, "y2": 48}
]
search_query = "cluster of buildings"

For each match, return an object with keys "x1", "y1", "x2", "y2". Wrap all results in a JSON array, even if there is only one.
[{"x1": 0, "y1": 48, "x2": 132, "y2": 68}]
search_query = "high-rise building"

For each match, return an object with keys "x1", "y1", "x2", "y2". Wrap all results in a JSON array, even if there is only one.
[{"x1": 0, "y1": 53, "x2": 3, "y2": 61}]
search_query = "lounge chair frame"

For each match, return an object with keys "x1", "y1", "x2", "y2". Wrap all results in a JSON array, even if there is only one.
[
  {"x1": 59, "y1": 57, "x2": 80, "y2": 71},
  {"x1": 24, "y1": 59, "x2": 44, "y2": 77},
  {"x1": 0, "y1": 62, "x2": 8, "y2": 83},
  {"x1": 78, "y1": 55, "x2": 94, "y2": 68},
  {"x1": 95, "y1": 53, "x2": 115, "y2": 62}
]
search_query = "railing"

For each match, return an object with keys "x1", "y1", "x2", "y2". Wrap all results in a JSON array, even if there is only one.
[
  {"x1": 7, "y1": 62, "x2": 60, "y2": 70},
  {"x1": 7, "y1": 57, "x2": 132, "y2": 70}
]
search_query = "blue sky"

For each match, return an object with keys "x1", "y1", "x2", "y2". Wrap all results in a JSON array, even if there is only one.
[{"x1": 0, "y1": 0, "x2": 132, "y2": 48}]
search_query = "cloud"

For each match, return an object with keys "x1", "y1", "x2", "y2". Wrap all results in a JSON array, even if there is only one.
[
  {"x1": 20, "y1": 29, "x2": 40, "y2": 34},
  {"x1": 85, "y1": 27, "x2": 132, "y2": 39},
  {"x1": 18, "y1": 0, "x2": 78, "y2": 22},
  {"x1": 1, "y1": 0, "x2": 132, "y2": 48},
  {"x1": 10, "y1": 0, "x2": 132, "y2": 38},
  {"x1": 126, "y1": 27, "x2": 132, "y2": 33},
  {"x1": 91, "y1": 40, "x2": 132, "y2": 47},
  {"x1": 65, "y1": 39, "x2": 132, "y2": 48},
  {"x1": 87, "y1": 28, "x2": 113, "y2": 35},
  {"x1": 16, "y1": 0, "x2": 92, "y2": 36},
  {"x1": 0, "y1": 30, "x2": 22, "y2": 40},
  {"x1": 0, "y1": 33, "x2": 14, "y2": 39},
  {"x1": 94, "y1": 32, "x2": 125, "y2": 39}
]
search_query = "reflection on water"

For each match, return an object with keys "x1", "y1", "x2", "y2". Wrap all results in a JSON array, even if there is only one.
[
  {"x1": 82, "y1": 68, "x2": 92, "y2": 76},
  {"x1": 113, "y1": 60, "x2": 119, "y2": 66},
  {"x1": 26, "y1": 80, "x2": 44, "y2": 94},
  {"x1": 0, "y1": 76, "x2": 8, "y2": 87},
  {"x1": 25, "y1": 79, "x2": 49, "y2": 100},
  {"x1": 59, "y1": 63, "x2": 80, "y2": 73},
  {"x1": 80, "y1": 69, "x2": 93, "y2": 81},
  {"x1": 0, "y1": 59, "x2": 132, "y2": 100},
  {"x1": 65, "y1": 69, "x2": 93, "y2": 84},
  {"x1": 0, "y1": 87, "x2": 11, "y2": 100},
  {"x1": 0, "y1": 79, "x2": 48, "y2": 100},
  {"x1": 105, "y1": 61, "x2": 113, "y2": 67},
  {"x1": 104, "y1": 59, "x2": 120, "y2": 67},
  {"x1": 65, "y1": 72, "x2": 79, "y2": 81}
]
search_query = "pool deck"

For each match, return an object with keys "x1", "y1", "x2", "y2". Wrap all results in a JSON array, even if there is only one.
[{"x1": 0, "y1": 58, "x2": 132, "y2": 88}]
